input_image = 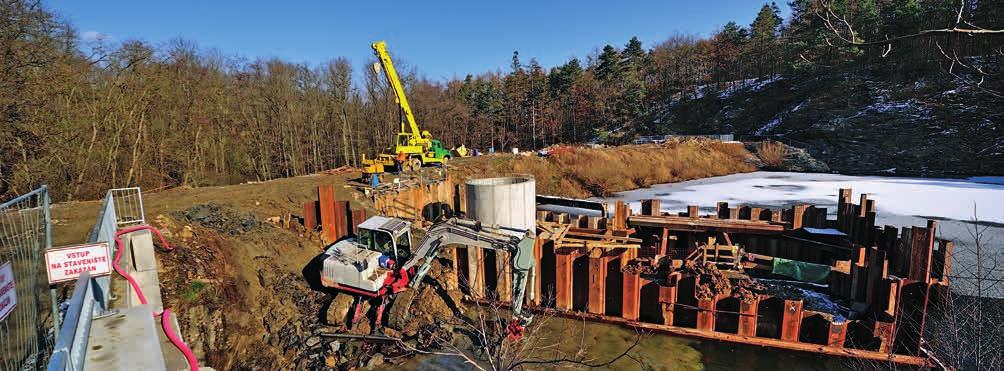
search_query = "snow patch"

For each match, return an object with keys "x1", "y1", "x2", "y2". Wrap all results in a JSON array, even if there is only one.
[{"x1": 754, "y1": 117, "x2": 782, "y2": 136}]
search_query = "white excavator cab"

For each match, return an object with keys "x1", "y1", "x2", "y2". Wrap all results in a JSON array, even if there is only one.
[
  {"x1": 356, "y1": 220, "x2": 412, "y2": 262},
  {"x1": 320, "y1": 216, "x2": 412, "y2": 293}
]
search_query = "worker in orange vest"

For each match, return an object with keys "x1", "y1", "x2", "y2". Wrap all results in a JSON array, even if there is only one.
[{"x1": 394, "y1": 151, "x2": 407, "y2": 172}]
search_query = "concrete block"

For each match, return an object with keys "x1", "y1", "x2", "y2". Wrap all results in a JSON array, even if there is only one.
[
  {"x1": 130, "y1": 230, "x2": 159, "y2": 272},
  {"x1": 85, "y1": 304, "x2": 168, "y2": 371},
  {"x1": 126, "y1": 270, "x2": 164, "y2": 313}
]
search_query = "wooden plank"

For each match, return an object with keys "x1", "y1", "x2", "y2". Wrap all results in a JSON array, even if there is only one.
[
  {"x1": 792, "y1": 204, "x2": 808, "y2": 229},
  {"x1": 629, "y1": 215, "x2": 785, "y2": 235}
]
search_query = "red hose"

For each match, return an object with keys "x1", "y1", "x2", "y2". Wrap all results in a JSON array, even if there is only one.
[{"x1": 114, "y1": 225, "x2": 199, "y2": 371}]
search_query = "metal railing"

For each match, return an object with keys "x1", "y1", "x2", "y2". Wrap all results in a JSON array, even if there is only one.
[
  {"x1": 0, "y1": 186, "x2": 52, "y2": 371},
  {"x1": 108, "y1": 188, "x2": 145, "y2": 227},
  {"x1": 45, "y1": 272, "x2": 94, "y2": 371},
  {"x1": 48, "y1": 187, "x2": 145, "y2": 371}
]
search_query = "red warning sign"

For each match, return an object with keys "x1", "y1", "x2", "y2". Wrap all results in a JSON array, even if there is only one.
[
  {"x1": 45, "y1": 242, "x2": 112, "y2": 284},
  {"x1": 0, "y1": 262, "x2": 16, "y2": 322}
]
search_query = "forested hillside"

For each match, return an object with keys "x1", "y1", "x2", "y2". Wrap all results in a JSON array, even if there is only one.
[{"x1": 2, "y1": 0, "x2": 1002, "y2": 201}]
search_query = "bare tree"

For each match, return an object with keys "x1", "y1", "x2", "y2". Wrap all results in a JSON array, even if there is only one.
[
  {"x1": 393, "y1": 273, "x2": 645, "y2": 371},
  {"x1": 925, "y1": 208, "x2": 1004, "y2": 370}
]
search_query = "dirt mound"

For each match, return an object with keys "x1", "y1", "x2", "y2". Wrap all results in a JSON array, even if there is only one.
[{"x1": 172, "y1": 203, "x2": 259, "y2": 235}]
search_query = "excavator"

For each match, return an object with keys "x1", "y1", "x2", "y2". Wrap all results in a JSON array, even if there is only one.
[
  {"x1": 362, "y1": 41, "x2": 452, "y2": 175},
  {"x1": 319, "y1": 216, "x2": 536, "y2": 336}
]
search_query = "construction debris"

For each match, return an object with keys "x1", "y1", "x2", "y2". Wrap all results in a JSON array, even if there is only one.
[{"x1": 172, "y1": 203, "x2": 258, "y2": 235}]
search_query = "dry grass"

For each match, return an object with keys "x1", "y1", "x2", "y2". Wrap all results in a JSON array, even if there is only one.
[
  {"x1": 756, "y1": 141, "x2": 788, "y2": 170},
  {"x1": 450, "y1": 140, "x2": 757, "y2": 198}
]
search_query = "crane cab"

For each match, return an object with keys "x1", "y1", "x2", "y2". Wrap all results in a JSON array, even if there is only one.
[{"x1": 320, "y1": 216, "x2": 412, "y2": 294}]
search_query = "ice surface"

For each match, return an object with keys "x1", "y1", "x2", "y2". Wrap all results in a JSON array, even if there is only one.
[
  {"x1": 598, "y1": 172, "x2": 1004, "y2": 224},
  {"x1": 594, "y1": 171, "x2": 1004, "y2": 296}
]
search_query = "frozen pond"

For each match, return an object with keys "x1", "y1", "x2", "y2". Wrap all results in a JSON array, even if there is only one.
[{"x1": 595, "y1": 172, "x2": 1004, "y2": 286}]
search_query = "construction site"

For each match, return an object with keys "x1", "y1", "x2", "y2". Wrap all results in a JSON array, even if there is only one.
[
  {"x1": 2, "y1": 13, "x2": 1002, "y2": 370},
  {"x1": 5, "y1": 157, "x2": 964, "y2": 370}
]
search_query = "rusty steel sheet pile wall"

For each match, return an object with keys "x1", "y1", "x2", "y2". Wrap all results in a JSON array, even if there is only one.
[
  {"x1": 486, "y1": 192, "x2": 944, "y2": 366},
  {"x1": 365, "y1": 179, "x2": 948, "y2": 366}
]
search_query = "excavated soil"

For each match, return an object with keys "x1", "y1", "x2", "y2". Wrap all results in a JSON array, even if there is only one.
[
  {"x1": 49, "y1": 171, "x2": 483, "y2": 369},
  {"x1": 677, "y1": 260, "x2": 764, "y2": 302}
]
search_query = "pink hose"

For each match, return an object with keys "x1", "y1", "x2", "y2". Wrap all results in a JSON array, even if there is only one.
[{"x1": 114, "y1": 225, "x2": 199, "y2": 371}]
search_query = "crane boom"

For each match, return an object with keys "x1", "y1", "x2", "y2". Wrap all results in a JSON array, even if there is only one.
[{"x1": 372, "y1": 41, "x2": 422, "y2": 138}]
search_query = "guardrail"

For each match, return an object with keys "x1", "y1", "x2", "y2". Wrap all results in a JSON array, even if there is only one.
[
  {"x1": 46, "y1": 272, "x2": 94, "y2": 371},
  {"x1": 47, "y1": 188, "x2": 146, "y2": 371},
  {"x1": 108, "y1": 188, "x2": 145, "y2": 227}
]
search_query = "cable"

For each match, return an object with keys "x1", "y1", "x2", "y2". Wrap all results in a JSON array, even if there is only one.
[{"x1": 114, "y1": 225, "x2": 199, "y2": 371}]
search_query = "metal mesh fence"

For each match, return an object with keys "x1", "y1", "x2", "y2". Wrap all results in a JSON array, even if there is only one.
[
  {"x1": 925, "y1": 225, "x2": 1004, "y2": 371},
  {"x1": 108, "y1": 188, "x2": 144, "y2": 227},
  {"x1": 0, "y1": 186, "x2": 51, "y2": 371}
]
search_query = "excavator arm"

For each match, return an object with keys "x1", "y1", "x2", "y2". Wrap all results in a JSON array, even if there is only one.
[
  {"x1": 371, "y1": 41, "x2": 423, "y2": 139},
  {"x1": 402, "y1": 218, "x2": 537, "y2": 325}
]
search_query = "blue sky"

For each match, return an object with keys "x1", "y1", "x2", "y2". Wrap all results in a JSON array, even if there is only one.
[{"x1": 48, "y1": 1, "x2": 790, "y2": 81}]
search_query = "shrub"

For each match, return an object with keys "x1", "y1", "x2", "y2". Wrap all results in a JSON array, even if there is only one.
[{"x1": 757, "y1": 141, "x2": 788, "y2": 169}]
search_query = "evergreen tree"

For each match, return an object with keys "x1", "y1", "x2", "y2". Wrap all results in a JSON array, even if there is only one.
[
  {"x1": 622, "y1": 36, "x2": 646, "y2": 69},
  {"x1": 718, "y1": 21, "x2": 749, "y2": 45},
  {"x1": 548, "y1": 58, "x2": 582, "y2": 96},
  {"x1": 510, "y1": 50, "x2": 523, "y2": 73},
  {"x1": 596, "y1": 45, "x2": 622, "y2": 81},
  {"x1": 750, "y1": 2, "x2": 782, "y2": 40}
]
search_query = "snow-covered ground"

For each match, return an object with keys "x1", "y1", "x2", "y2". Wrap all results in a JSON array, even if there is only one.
[
  {"x1": 598, "y1": 172, "x2": 1004, "y2": 224},
  {"x1": 594, "y1": 172, "x2": 1004, "y2": 286}
]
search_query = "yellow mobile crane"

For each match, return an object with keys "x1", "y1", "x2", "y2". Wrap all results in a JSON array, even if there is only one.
[{"x1": 362, "y1": 41, "x2": 451, "y2": 175}]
